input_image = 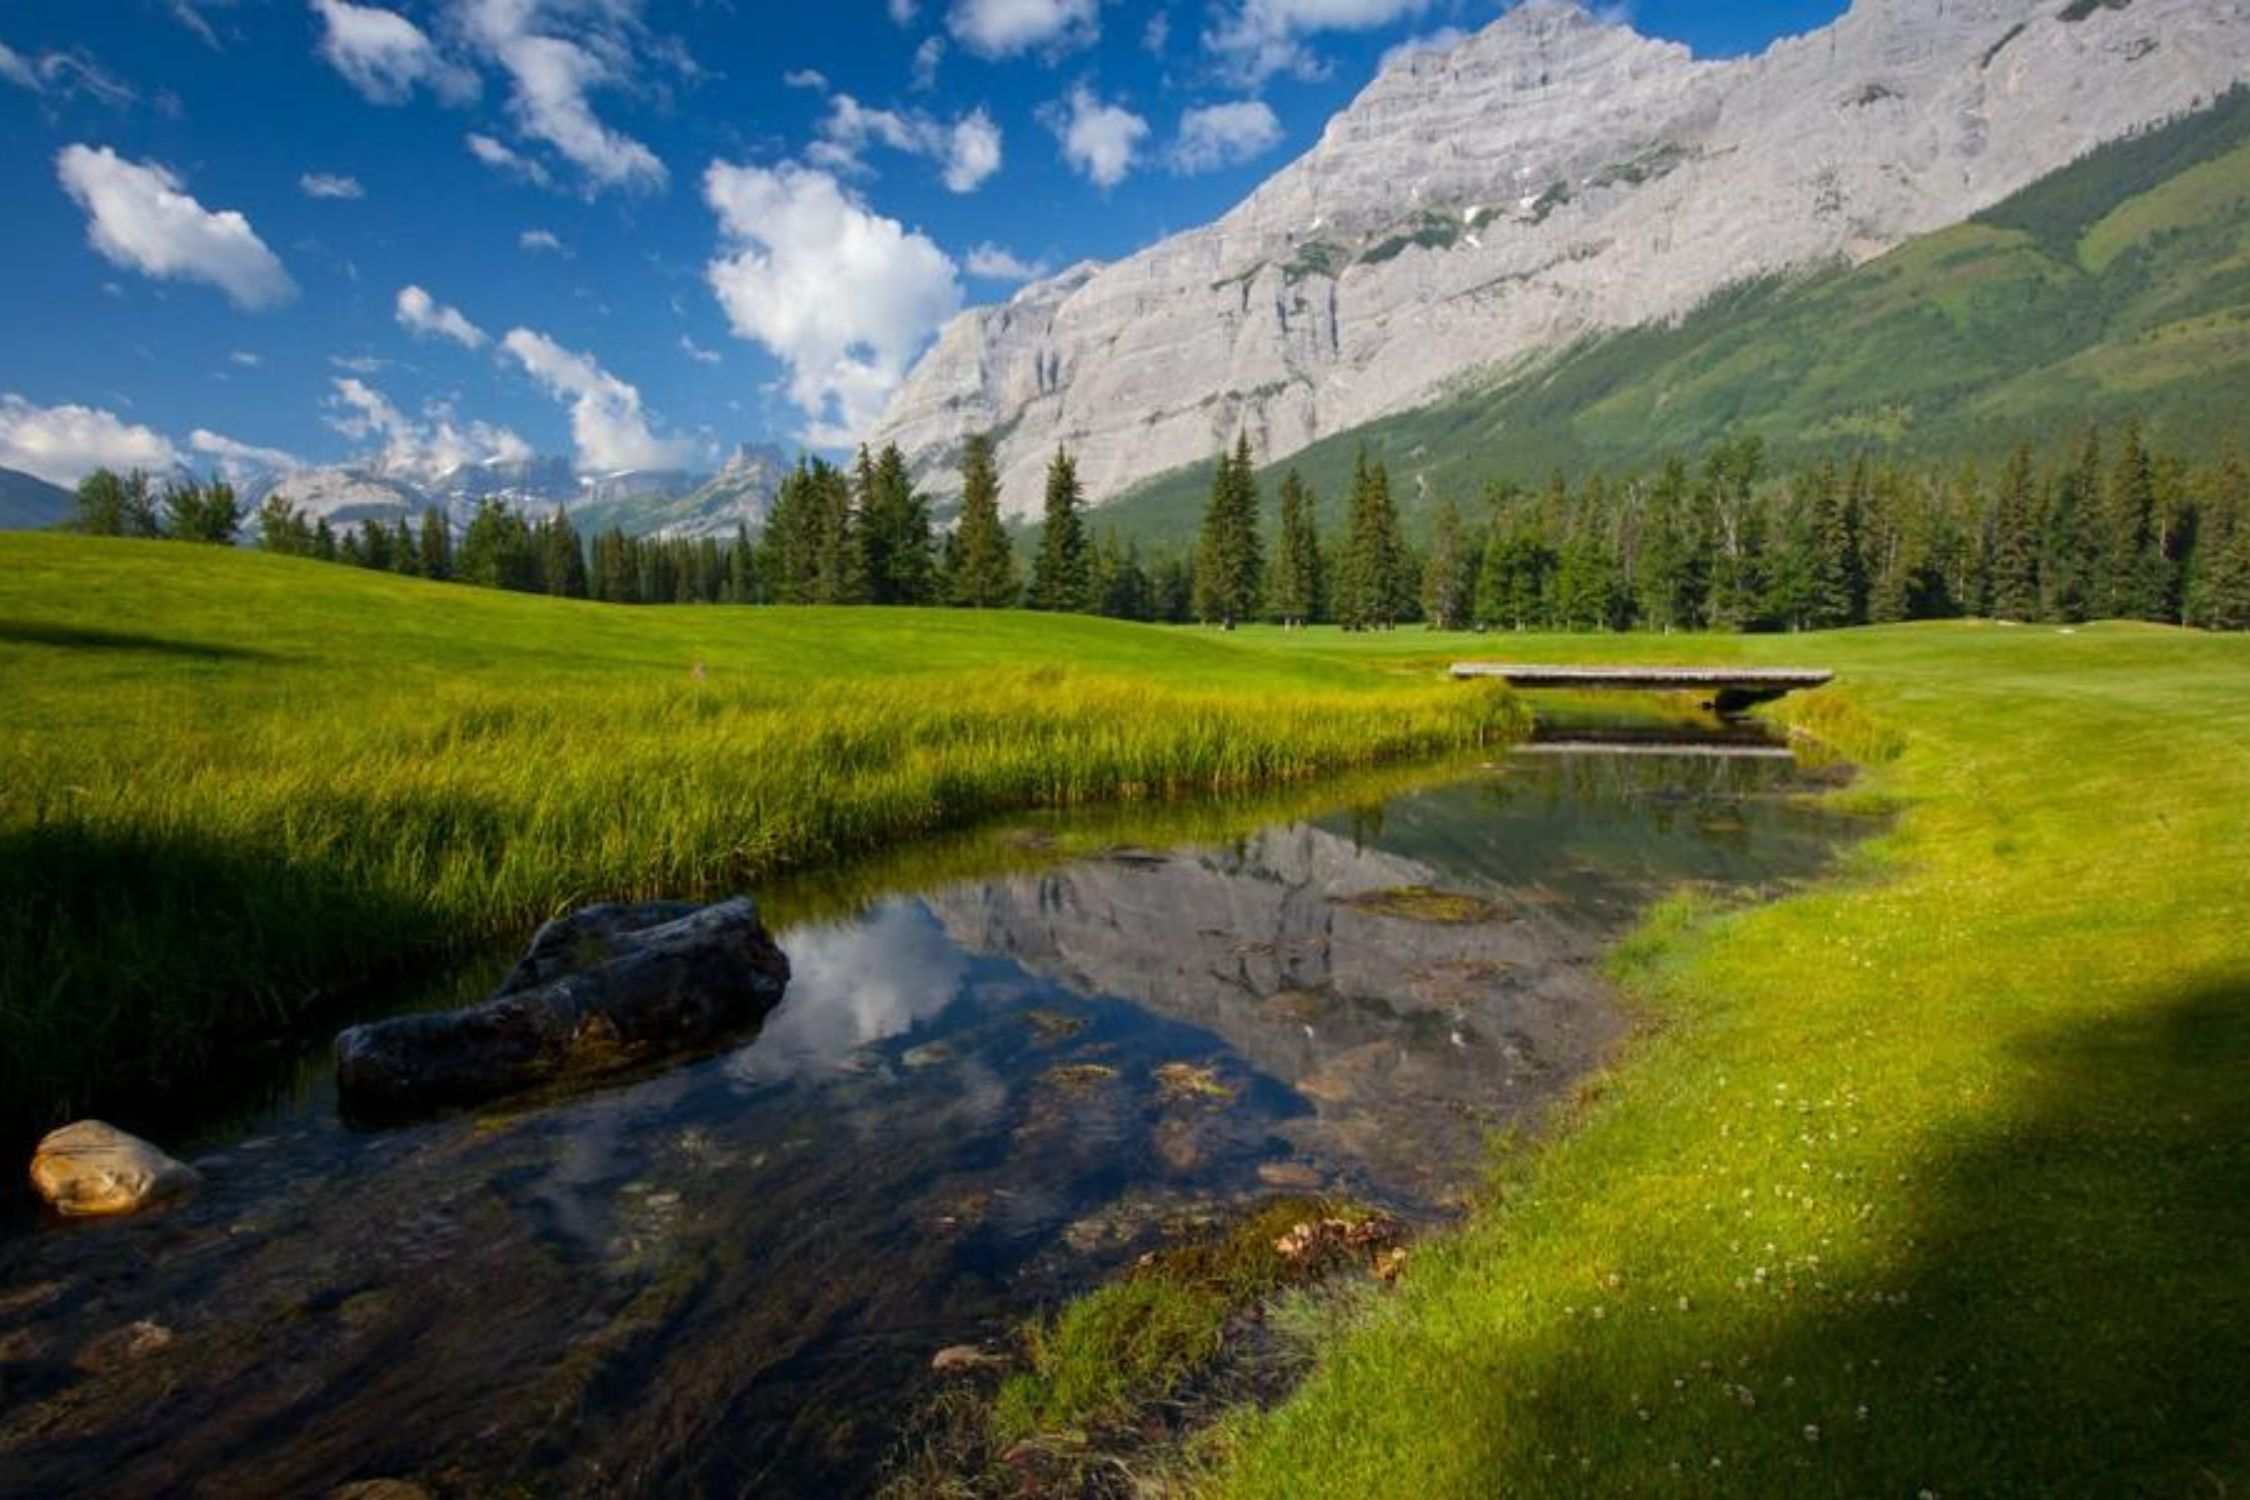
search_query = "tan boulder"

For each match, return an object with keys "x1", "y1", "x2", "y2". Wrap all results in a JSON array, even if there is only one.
[{"x1": 29, "y1": 1120, "x2": 200, "y2": 1218}]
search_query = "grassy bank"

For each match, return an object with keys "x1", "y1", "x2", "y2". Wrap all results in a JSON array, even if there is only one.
[
  {"x1": 0, "y1": 535, "x2": 1521, "y2": 1134},
  {"x1": 1190, "y1": 621, "x2": 2250, "y2": 1495}
]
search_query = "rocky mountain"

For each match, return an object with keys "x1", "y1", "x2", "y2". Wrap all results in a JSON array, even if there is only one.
[
  {"x1": 867, "y1": 0, "x2": 2250, "y2": 519},
  {"x1": 262, "y1": 445, "x2": 787, "y2": 540},
  {"x1": 0, "y1": 467, "x2": 74, "y2": 530}
]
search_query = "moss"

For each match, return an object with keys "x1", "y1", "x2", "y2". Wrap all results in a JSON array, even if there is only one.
[
  {"x1": 1022, "y1": 1008, "x2": 1090, "y2": 1044},
  {"x1": 1154, "y1": 1061, "x2": 1235, "y2": 1103},
  {"x1": 1038, "y1": 1062, "x2": 1119, "y2": 1092}
]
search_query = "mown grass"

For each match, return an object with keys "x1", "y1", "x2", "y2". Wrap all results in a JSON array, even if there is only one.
[
  {"x1": 1185, "y1": 620, "x2": 2250, "y2": 1497},
  {"x1": 0, "y1": 535, "x2": 1523, "y2": 1138}
]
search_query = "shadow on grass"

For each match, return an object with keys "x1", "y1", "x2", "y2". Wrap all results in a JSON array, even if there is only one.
[
  {"x1": 0, "y1": 620, "x2": 278, "y2": 661},
  {"x1": 1494, "y1": 973, "x2": 2250, "y2": 1495},
  {"x1": 0, "y1": 817, "x2": 461, "y2": 1161}
]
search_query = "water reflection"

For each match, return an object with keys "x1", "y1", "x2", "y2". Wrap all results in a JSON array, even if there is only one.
[{"x1": 0, "y1": 743, "x2": 1861, "y2": 1499}]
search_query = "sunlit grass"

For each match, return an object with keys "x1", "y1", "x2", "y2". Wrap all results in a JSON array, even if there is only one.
[{"x1": 0, "y1": 535, "x2": 1523, "y2": 1133}]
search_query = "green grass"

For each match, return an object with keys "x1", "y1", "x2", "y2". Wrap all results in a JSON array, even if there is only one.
[
  {"x1": 1180, "y1": 620, "x2": 2250, "y2": 1497},
  {"x1": 0, "y1": 535, "x2": 1523, "y2": 1137}
]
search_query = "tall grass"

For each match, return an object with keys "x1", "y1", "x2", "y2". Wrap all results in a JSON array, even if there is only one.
[{"x1": 0, "y1": 538, "x2": 1524, "y2": 1133}]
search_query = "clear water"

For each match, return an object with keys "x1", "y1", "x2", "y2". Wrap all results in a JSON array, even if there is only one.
[{"x1": 0, "y1": 734, "x2": 1861, "y2": 1498}]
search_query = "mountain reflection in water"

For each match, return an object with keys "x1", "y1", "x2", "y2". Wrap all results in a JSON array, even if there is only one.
[{"x1": 0, "y1": 738, "x2": 1857, "y2": 1499}]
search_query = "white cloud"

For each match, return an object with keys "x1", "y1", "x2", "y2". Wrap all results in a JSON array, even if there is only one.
[
  {"x1": 169, "y1": 1, "x2": 223, "y2": 48},
  {"x1": 965, "y1": 243, "x2": 1050, "y2": 282},
  {"x1": 328, "y1": 353, "x2": 392, "y2": 374},
  {"x1": 1040, "y1": 84, "x2": 1148, "y2": 189},
  {"x1": 395, "y1": 284, "x2": 489, "y2": 349},
  {"x1": 309, "y1": 0, "x2": 477, "y2": 105},
  {"x1": 1204, "y1": 0, "x2": 1429, "y2": 85},
  {"x1": 783, "y1": 67, "x2": 828, "y2": 90},
  {"x1": 680, "y1": 334, "x2": 722, "y2": 365},
  {"x1": 518, "y1": 227, "x2": 567, "y2": 253},
  {"x1": 888, "y1": 0, "x2": 919, "y2": 23},
  {"x1": 499, "y1": 328, "x2": 695, "y2": 471},
  {"x1": 55, "y1": 145, "x2": 295, "y2": 310},
  {"x1": 809, "y1": 95, "x2": 1003, "y2": 194},
  {"x1": 911, "y1": 37, "x2": 944, "y2": 91},
  {"x1": 1378, "y1": 25, "x2": 1464, "y2": 71},
  {"x1": 1, "y1": 42, "x2": 136, "y2": 106},
  {"x1": 465, "y1": 131, "x2": 552, "y2": 187},
  {"x1": 191, "y1": 428, "x2": 303, "y2": 480},
  {"x1": 947, "y1": 0, "x2": 1098, "y2": 59},
  {"x1": 323, "y1": 376, "x2": 529, "y2": 475},
  {"x1": 0, "y1": 394, "x2": 179, "y2": 487},
  {"x1": 703, "y1": 160, "x2": 962, "y2": 446},
  {"x1": 299, "y1": 171, "x2": 366, "y2": 199},
  {"x1": 229, "y1": 350, "x2": 262, "y2": 367},
  {"x1": 455, "y1": 0, "x2": 669, "y2": 195},
  {"x1": 1144, "y1": 11, "x2": 1171, "y2": 53},
  {"x1": 1168, "y1": 99, "x2": 1283, "y2": 173}
]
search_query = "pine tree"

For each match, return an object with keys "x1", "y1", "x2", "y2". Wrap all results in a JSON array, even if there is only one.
[
  {"x1": 313, "y1": 517, "x2": 338, "y2": 562},
  {"x1": 858, "y1": 443, "x2": 934, "y2": 604},
  {"x1": 540, "y1": 506, "x2": 588, "y2": 597},
  {"x1": 1192, "y1": 433, "x2": 1264, "y2": 628},
  {"x1": 1335, "y1": 450, "x2": 1407, "y2": 630},
  {"x1": 1152, "y1": 551, "x2": 1193, "y2": 622},
  {"x1": 162, "y1": 480, "x2": 242, "y2": 544},
  {"x1": 1419, "y1": 496, "x2": 1473, "y2": 630},
  {"x1": 1027, "y1": 447, "x2": 1091, "y2": 612},
  {"x1": 419, "y1": 508, "x2": 452, "y2": 582},
  {"x1": 1266, "y1": 470, "x2": 1322, "y2": 626},
  {"x1": 1986, "y1": 446, "x2": 2042, "y2": 621},
  {"x1": 815, "y1": 459, "x2": 866, "y2": 604},
  {"x1": 2101, "y1": 418, "x2": 2159, "y2": 619},
  {"x1": 257, "y1": 494, "x2": 313, "y2": 555},
  {"x1": 391, "y1": 517, "x2": 420, "y2": 575},
  {"x1": 951, "y1": 433, "x2": 1019, "y2": 607}
]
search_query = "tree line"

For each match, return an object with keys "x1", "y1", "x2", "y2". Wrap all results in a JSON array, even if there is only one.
[{"x1": 61, "y1": 416, "x2": 2250, "y2": 631}]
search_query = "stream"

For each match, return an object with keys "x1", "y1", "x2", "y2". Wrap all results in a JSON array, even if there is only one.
[{"x1": 0, "y1": 725, "x2": 1862, "y2": 1498}]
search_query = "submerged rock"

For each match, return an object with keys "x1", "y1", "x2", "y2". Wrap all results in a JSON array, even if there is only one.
[
  {"x1": 29, "y1": 1121, "x2": 200, "y2": 1218},
  {"x1": 335, "y1": 898, "x2": 790, "y2": 1120}
]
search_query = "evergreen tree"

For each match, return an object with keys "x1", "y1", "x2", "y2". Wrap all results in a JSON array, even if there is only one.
[
  {"x1": 859, "y1": 443, "x2": 935, "y2": 604},
  {"x1": 1027, "y1": 447, "x2": 1091, "y2": 612},
  {"x1": 359, "y1": 515, "x2": 394, "y2": 571},
  {"x1": 1335, "y1": 450, "x2": 1408, "y2": 630},
  {"x1": 1987, "y1": 445, "x2": 2042, "y2": 621},
  {"x1": 1419, "y1": 496, "x2": 1474, "y2": 630},
  {"x1": 815, "y1": 459, "x2": 866, "y2": 604},
  {"x1": 162, "y1": 480, "x2": 242, "y2": 543},
  {"x1": 1151, "y1": 551, "x2": 1193, "y2": 622},
  {"x1": 1265, "y1": 470, "x2": 1323, "y2": 627},
  {"x1": 72, "y1": 469, "x2": 161, "y2": 537},
  {"x1": 1192, "y1": 433, "x2": 1264, "y2": 627},
  {"x1": 539, "y1": 506, "x2": 588, "y2": 598},
  {"x1": 391, "y1": 517, "x2": 420, "y2": 576},
  {"x1": 2101, "y1": 418, "x2": 2160, "y2": 619},
  {"x1": 313, "y1": 517, "x2": 338, "y2": 562},
  {"x1": 419, "y1": 508, "x2": 452, "y2": 582},
  {"x1": 2197, "y1": 519, "x2": 2250, "y2": 631},
  {"x1": 950, "y1": 432, "x2": 1019, "y2": 608},
  {"x1": 1802, "y1": 461, "x2": 1858, "y2": 628}
]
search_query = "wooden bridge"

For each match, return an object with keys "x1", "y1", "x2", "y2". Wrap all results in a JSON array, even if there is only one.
[{"x1": 1449, "y1": 663, "x2": 1834, "y2": 713}]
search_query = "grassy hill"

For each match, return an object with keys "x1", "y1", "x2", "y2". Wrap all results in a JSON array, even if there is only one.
[
  {"x1": 0, "y1": 534, "x2": 1514, "y2": 1135},
  {"x1": 1092, "y1": 87, "x2": 2250, "y2": 547}
]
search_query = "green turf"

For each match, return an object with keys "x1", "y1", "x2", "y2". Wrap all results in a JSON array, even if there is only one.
[
  {"x1": 1186, "y1": 620, "x2": 2250, "y2": 1497},
  {"x1": 0, "y1": 534, "x2": 1521, "y2": 1135}
]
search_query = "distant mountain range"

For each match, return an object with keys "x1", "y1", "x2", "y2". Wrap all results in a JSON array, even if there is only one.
[{"x1": 0, "y1": 444, "x2": 792, "y2": 540}]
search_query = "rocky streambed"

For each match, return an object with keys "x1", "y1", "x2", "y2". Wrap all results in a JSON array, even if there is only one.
[{"x1": 0, "y1": 736, "x2": 1859, "y2": 1498}]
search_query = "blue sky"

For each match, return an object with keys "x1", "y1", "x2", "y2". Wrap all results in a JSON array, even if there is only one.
[{"x1": 0, "y1": 0, "x2": 1850, "y2": 487}]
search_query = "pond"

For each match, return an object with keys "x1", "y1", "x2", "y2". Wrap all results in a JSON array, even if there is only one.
[{"x1": 0, "y1": 727, "x2": 1862, "y2": 1498}]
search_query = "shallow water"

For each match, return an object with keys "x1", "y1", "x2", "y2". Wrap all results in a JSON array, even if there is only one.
[{"x1": 0, "y1": 732, "x2": 1858, "y2": 1498}]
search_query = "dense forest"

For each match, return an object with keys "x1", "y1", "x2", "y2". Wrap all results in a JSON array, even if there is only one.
[{"x1": 61, "y1": 415, "x2": 2250, "y2": 632}]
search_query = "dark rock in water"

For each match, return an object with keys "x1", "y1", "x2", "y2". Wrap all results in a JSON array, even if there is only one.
[{"x1": 335, "y1": 898, "x2": 790, "y2": 1120}]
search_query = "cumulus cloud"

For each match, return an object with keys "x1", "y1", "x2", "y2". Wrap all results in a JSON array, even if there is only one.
[
  {"x1": 1168, "y1": 99, "x2": 1282, "y2": 173},
  {"x1": 1204, "y1": 0, "x2": 1430, "y2": 85},
  {"x1": 965, "y1": 243, "x2": 1050, "y2": 282},
  {"x1": 679, "y1": 334, "x2": 721, "y2": 365},
  {"x1": 324, "y1": 376, "x2": 530, "y2": 475},
  {"x1": 55, "y1": 145, "x2": 295, "y2": 310},
  {"x1": 1040, "y1": 84, "x2": 1148, "y2": 189},
  {"x1": 229, "y1": 350, "x2": 262, "y2": 366},
  {"x1": 1, "y1": 42, "x2": 136, "y2": 106},
  {"x1": 454, "y1": 0, "x2": 670, "y2": 195},
  {"x1": 947, "y1": 0, "x2": 1098, "y2": 59},
  {"x1": 808, "y1": 94, "x2": 1003, "y2": 194},
  {"x1": 394, "y1": 284, "x2": 488, "y2": 349},
  {"x1": 888, "y1": 0, "x2": 919, "y2": 23},
  {"x1": 309, "y1": 0, "x2": 477, "y2": 105},
  {"x1": 465, "y1": 131, "x2": 552, "y2": 187},
  {"x1": 518, "y1": 227, "x2": 567, "y2": 253},
  {"x1": 499, "y1": 328, "x2": 695, "y2": 471},
  {"x1": 191, "y1": 428, "x2": 303, "y2": 480},
  {"x1": 299, "y1": 171, "x2": 365, "y2": 199},
  {"x1": 703, "y1": 160, "x2": 962, "y2": 446},
  {"x1": 783, "y1": 67, "x2": 827, "y2": 90},
  {"x1": 0, "y1": 395, "x2": 180, "y2": 487}
]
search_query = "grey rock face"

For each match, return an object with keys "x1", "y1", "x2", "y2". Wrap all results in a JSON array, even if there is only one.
[
  {"x1": 868, "y1": 0, "x2": 2250, "y2": 517},
  {"x1": 335, "y1": 899, "x2": 792, "y2": 1120}
]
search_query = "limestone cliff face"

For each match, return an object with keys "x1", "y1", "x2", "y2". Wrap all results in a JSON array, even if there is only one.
[{"x1": 868, "y1": 0, "x2": 2250, "y2": 518}]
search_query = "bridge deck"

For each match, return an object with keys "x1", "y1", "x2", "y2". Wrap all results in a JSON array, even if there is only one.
[{"x1": 1450, "y1": 664, "x2": 1834, "y2": 692}]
